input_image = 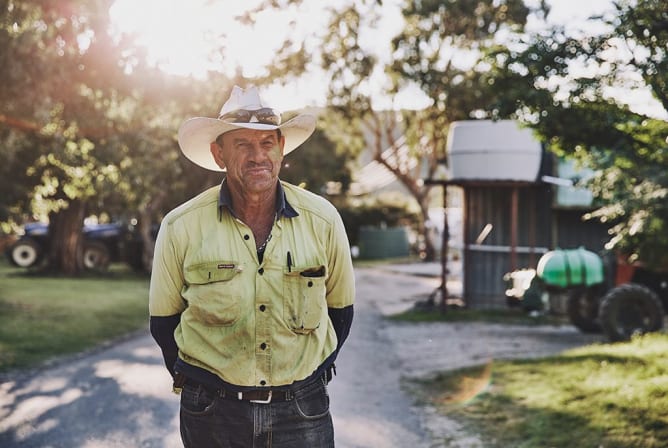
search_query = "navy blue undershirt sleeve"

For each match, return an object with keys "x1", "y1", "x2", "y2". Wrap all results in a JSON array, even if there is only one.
[
  {"x1": 152, "y1": 307, "x2": 352, "y2": 381},
  {"x1": 328, "y1": 305, "x2": 354, "y2": 353},
  {"x1": 149, "y1": 314, "x2": 181, "y2": 377}
]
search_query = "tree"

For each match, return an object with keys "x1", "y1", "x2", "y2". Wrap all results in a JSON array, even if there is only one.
[
  {"x1": 314, "y1": 0, "x2": 535, "y2": 260},
  {"x1": 484, "y1": 0, "x2": 668, "y2": 268},
  {"x1": 0, "y1": 1, "x2": 232, "y2": 273},
  {"x1": 280, "y1": 127, "x2": 353, "y2": 199},
  {"x1": 0, "y1": 0, "x2": 132, "y2": 274}
]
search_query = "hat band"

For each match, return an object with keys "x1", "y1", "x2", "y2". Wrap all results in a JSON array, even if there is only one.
[{"x1": 218, "y1": 108, "x2": 282, "y2": 126}]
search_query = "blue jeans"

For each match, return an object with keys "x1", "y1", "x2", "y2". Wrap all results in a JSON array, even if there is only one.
[{"x1": 179, "y1": 376, "x2": 334, "y2": 447}]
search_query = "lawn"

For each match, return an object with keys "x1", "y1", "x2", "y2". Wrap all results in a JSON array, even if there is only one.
[
  {"x1": 390, "y1": 306, "x2": 568, "y2": 326},
  {"x1": 410, "y1": 332, "x2": 668, "y2": 448},
  {"x1": 0, "y1": 259, "x2": 150, "y2": 373}
]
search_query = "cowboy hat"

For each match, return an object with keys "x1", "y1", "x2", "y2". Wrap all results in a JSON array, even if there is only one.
[{"x1": 177, "y1": 85, "x2": 316, "y2": 172}]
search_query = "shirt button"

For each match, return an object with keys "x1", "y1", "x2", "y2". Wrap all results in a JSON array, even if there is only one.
[
  {"x1": 260, "y1": 380, "x2": 266, "y2": 386},
  {"x1": 259, "y1": 305, "x2": 266, "y2": 312},
  {"x1": 308, "y1": 281, "x2": 313, "y2": 287},
  {"x1": 260, "y1": 342, "x2": 267, "y2": 350},
  {"x1": 258, "y1": 268, "x2": 264, "y2": 275},
  {"x1": 244, "y1": 234, "x2": 250, "y2": 240}
]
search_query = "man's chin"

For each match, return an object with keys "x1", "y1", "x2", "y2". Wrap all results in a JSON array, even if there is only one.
[{"x1": 242, "y1": 175, "x2": 277, "y2": 193}]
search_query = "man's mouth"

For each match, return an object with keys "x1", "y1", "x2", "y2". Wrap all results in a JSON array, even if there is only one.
[{"x1": 245, "y1": 165, "x2": 272, "y2": 175}]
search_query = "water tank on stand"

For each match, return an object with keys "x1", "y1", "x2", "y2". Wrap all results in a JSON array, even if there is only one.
[{"x1": 447, "y1": 120, "x2": 542, "y2": 182}]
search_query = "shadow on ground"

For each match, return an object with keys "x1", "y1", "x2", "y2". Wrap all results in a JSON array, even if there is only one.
[{"x1": 0, "y1": 332, "x2": 181, "y2": 448}]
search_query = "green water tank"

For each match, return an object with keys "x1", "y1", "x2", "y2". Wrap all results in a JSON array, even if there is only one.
[
  {"x1": 358, "y1": 226, "x2": 410, "y2": 259},
  {"x1": 536, "y1": 247, "x2": 604, "y2": 288}
]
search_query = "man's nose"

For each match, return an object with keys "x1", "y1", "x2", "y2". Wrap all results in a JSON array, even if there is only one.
[
  {"x1": 247, "y1": 143, "x2": 262, "y2": 155},
  {"x1": 246, "y1": 143, "x2": 270, "y2": 162}
]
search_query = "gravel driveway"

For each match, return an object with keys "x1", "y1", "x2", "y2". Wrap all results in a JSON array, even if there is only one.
[{"x1": 0, "y1": 265, "x2": 603, "y2": 447}]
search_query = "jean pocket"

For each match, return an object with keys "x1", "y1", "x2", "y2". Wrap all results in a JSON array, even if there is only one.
[
  {"x1": 180, "y1": 383, "x2": 216, "y2": 416},
  {"x1": 294, "y1": 381, "x2": 330, "y2": 419}
]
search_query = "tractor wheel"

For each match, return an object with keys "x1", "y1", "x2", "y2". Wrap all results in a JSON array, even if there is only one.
[
  {"x1": 82, "y1": 241, "x2": 111, "y2": 271},
  {"x1": 566, "y1": 286, "x2": 602, "y2": 333},
  {"x1": 8, "y1": 238, "x2": 43, "y2": 268},
  {"x1": 599, "y1": 283, "x2": 664, "y2": 342}
]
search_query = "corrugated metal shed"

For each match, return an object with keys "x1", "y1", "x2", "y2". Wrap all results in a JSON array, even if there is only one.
[
  {"x1": 441, "y1": 120, "x2": 610, "y2": 309},
  {"x1": 460, "y1": 183, "x2": 551, "y2": 308}
]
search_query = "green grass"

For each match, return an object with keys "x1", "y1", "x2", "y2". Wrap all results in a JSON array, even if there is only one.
[
  {"x1": 390, "y1": 306, "x2": 568, "y2": 326},
  {"x1": 352, "y1": 255, "x2": 422, "y2": 268},
  {"x1": 410, "y1": 333, "x2": 668, "y2": 447},
  {"x1": 0, "y1": 259, "x2": 150, "y2": 373}
]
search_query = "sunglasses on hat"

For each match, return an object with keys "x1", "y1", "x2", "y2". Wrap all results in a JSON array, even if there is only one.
[{"x1": 218, "y1": 108, "x2": 282, "y2": 126}]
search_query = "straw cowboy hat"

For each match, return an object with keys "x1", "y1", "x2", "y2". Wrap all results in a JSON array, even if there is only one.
[{"x1": 177, "y1": 85, "x2": 316, "y2": 172}]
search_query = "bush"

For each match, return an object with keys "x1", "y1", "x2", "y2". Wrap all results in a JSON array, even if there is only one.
[{"x1": 338, "y1": 197, "x2": 420, "y2": 246}]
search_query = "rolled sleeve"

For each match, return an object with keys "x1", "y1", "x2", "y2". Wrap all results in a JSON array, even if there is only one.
[
  {"x1": 325, "y1": 211, "x2": 355, "y2": 309},
  {"x1": 149, "y1": 218, "x2": 187, "y2": 316}
]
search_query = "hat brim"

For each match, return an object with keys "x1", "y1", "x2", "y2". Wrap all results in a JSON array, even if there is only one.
[{"x1": 177, "y1": 114, "x2": 316, "y2": 172}]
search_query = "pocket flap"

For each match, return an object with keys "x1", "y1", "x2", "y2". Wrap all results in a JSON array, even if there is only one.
[{"x1": 185, "y1": 261, "x2": 242, "y2": 285}]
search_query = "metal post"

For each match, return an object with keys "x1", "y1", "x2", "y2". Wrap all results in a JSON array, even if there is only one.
[
  {"x1": 440, "y1": 184, "x2": 449, "y2": 311},
  {"x1": 510, "y1": 186, "x2": 519, "y2": 272}
]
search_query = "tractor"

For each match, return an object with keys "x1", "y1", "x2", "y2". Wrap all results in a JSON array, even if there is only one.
[
  {"x1": 505, "y1": 247, "x2": 667, "y2": 342},
  {"x1": 5, "y1": 221, "x2": 148, "y2": 272}
]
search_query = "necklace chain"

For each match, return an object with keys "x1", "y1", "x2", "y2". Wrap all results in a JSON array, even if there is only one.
[
  {"x1": 257, "y1": 233, "x2": 272, "y2": 253},
  {"x1": 256, "y1": 213, "x2": 277, "y2": 253}
]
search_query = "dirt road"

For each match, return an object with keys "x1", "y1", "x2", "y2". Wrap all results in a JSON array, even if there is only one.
[{"x1": 0, "y1": 266, "x2": 602, "y2": 447}]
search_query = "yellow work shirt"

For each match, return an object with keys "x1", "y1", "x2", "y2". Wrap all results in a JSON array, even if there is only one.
[{"x1": 149, "y1": 181, "x2": 355, "y2": 387}]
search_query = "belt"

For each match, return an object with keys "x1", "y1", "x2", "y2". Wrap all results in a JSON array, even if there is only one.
[
  {"x1": 175, "y1": 374, "x2": 293, "y2": 404},
  {"x1": 223, "y1": 388, "x2": 293, "y2": 404}
]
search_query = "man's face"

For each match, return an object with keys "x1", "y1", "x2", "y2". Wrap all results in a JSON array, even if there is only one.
[{"x1": 215, "y1": 128, "x2": 285, "y2": 194}]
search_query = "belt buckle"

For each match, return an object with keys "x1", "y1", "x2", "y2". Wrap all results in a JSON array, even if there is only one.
[{"x1": 241, "y1": 390, "x2": 272, "y2": 404}]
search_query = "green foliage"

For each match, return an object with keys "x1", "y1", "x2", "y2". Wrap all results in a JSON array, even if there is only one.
[
  {"x1": 1, "y1": 1, "x2": 126, "y2": 215},
  {"x1": 484, "y1": 0, "x2": 668, "y2": 268},
  {"x1": 0, "y1": 1, "x2": 236, "y2": 271},
  {"x1": 392, "y1": 0, "x2": 532, "y2": 121},
  {"x1": 320, "y1": 4, "x2": 376, "y2": 116},
  {"x1": 315, "y1": 0, "x2": 536, "y2": 260},
  {"x1": 413, "y1": 333, "x2": 668, "y2": 447},
  {"x1": 280, "y1": 128, "x2": 353, "y2": 196},
  {"x1": 338, "y1": 195, "x2": 419, "y2": 246}
]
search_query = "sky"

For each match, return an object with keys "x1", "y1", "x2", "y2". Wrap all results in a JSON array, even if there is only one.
[{"x1": 108, "y1": 0, "x2": 665, "y2": 119}]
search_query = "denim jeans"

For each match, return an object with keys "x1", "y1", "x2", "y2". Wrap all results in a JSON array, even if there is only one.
[{"x1": 179, "y1": 376, "x2": 334, "y2": 448}]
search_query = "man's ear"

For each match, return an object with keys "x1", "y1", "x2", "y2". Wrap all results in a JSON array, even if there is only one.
[
  {"x1": 210, "y1": 141, "x2": 226, "y2": 170},
  {"x1": 279, "y1": 134, "x2": 286, "y2": 157}
]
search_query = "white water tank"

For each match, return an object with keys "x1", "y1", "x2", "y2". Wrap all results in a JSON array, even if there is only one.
[{"x1": 447, "y1": 120, "x2": 542, "y2": 182}]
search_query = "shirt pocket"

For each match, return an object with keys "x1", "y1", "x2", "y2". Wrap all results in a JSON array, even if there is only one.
[
  {"x1": 283, "y1": 265, "x2": 326, "y2": 334},
  {"x1": 183, "y1": 261, "x2": 242, "y2": 326}
]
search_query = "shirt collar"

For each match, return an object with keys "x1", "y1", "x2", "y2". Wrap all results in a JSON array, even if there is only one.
[{"x1": 218, "y1": 178, "x2": 299, "y2": 221}]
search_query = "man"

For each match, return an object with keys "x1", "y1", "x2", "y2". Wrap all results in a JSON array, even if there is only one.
[{"x1": 149, "y1": 85, "x2": 355, "y2": 447}]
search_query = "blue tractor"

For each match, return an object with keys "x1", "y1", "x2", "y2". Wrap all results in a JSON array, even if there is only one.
[{"x1": 5, "y1": 222, "x2": 144, "y2": 271}]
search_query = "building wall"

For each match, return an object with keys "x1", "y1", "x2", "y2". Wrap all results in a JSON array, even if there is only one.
[
  {"x1": 552, "y1": 208, "x2": 609, "y2": 252},
  {"x1": 460, "y1": 184, "x2": 609, "y2": 308},
  {"x1": 462, "y1": 185, "x2": 552, "y2": 308}
]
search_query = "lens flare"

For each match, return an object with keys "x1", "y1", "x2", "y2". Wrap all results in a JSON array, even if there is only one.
[{"x1": 437, "y1": 360, "x2": 493, "y2": 405}]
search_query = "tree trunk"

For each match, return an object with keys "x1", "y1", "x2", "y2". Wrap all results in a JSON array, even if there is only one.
[
  {"x1": 48, "y1": 199, "x2": 86, "y2": 275},
  {"x1": 139, "y1": 216, "x2": 155, "y2": 273},
  {"x1": 139, "y1": 191, "x2": 167, "y2": 272}
]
